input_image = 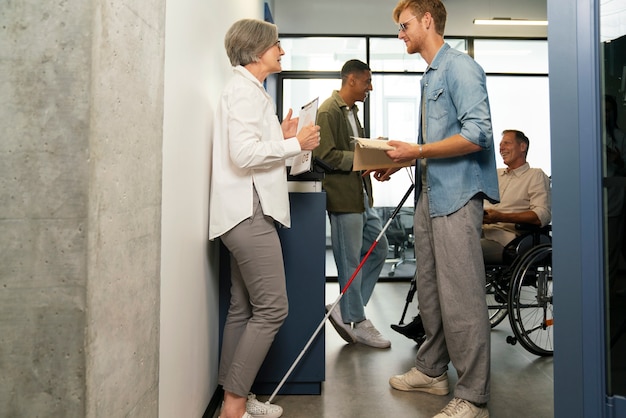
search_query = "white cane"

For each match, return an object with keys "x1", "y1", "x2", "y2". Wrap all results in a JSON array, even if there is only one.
[{"x1": 268, "y1": 183, "x2": 416, "y2": 403}]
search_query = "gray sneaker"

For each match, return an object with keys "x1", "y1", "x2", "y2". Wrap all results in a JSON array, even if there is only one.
[
  {"x1": 433, "y1": 397, "x2": 489, "y2": 418},
  {"x1": 388, "y1": 367, "x2": 449, "y2": 395},
  {"x1": 325, "y1": 304, "x2": 356, "y2": 343},
  {"x1": 352, "y1": 319, "x2": 391, "y2": 348}
]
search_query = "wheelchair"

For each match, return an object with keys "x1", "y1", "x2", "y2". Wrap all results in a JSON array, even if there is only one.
[
  {"x1": 484, "y1": 224, "x2": 553, "y2": 357},
  {"x1": 392, "y1": 224, "x2": 553, "y2": 357}
]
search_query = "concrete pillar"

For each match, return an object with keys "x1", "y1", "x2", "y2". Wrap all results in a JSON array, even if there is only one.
[{"x1": 0, "y1": 0, "x2": 165, "y2": 416}]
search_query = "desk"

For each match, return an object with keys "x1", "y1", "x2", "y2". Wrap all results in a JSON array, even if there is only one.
[{"x1": 219, "y1": 191, "x2": 326, "y2": 395}]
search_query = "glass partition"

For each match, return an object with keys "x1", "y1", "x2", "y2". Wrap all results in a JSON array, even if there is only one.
[{"x1": 601, "y1": 0, "x2": 626, "y2": 398}]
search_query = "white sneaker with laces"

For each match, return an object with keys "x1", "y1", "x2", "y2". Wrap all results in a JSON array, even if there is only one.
[
  {"x1": 352, "y1": 319, "x2": 391, "y2": 348},
  {"x1": 246, "y1": 393, "x2": 283, "y2": 418},
  {"x1": 433, "y1": 397, "x2": 489, "y2": 418},
  {"x1": 325, "y1": 304, "x2": 356, "y2": 343},
  {"x1": 388, "y1": 367, "x2": 449, "y2": 395}
]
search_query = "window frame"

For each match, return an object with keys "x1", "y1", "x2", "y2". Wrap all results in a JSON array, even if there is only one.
[{"x1": 275, "y1": 35, "x2": 549, "y2": 135}]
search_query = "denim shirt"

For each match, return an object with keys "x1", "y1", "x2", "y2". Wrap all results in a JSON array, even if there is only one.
[{"x1": 419, "y1": 43, "x2": 500, "y2": 217}]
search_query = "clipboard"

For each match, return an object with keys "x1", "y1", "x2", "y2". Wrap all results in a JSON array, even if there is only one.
[{"x1": 289, "y1": 97, "x2": 319, "y2": 176}]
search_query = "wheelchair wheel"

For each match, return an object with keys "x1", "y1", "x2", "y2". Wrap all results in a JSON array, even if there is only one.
[
  {"x1": 485, "y1": 267, "x2": 508, "y2": 327},
  {"x1": 507, "y1": 244, "x2": 553, "y2": 357}
]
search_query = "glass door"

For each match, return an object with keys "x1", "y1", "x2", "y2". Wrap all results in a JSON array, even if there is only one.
[{"x1": 601, "y1": 0, "x2": 626, "y2": 398}]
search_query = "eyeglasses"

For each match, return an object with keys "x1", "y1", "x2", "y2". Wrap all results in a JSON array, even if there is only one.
[
  {"x1": 274, "y1": 40, "x2": 282, "y2": 49},
  {"x1": 398, "y1": 15, "x2": 417, "y2": 32}
]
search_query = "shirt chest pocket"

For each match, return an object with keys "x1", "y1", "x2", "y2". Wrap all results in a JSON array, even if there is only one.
[{"x1": 426, "y1": 88, "x2": 448, "y2": 121}]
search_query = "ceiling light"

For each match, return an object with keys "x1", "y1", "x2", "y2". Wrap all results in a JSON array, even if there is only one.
[{"x1": 473, "y1": 18, "x2": 548, "y2": 26}]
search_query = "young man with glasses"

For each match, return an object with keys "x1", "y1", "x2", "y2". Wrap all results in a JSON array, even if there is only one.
[{"x1": 372, "y1": 1, "x2": 499, "y2": 417}]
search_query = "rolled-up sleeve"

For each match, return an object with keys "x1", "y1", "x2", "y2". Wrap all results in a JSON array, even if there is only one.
[
  {"x1": 528, "y1": 170, "x2": 552, "y2": 226},
  {"x1": 450, "y1": 58, "x2": 493, "y2": 149}
]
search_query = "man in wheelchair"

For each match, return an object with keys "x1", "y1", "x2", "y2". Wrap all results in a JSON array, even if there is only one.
[
  {"x1": 482, "y1": 130, "x2": 551, "y2": 264},
  {"x1": 393, "y1": 129, "x2": 551, "y2": 342}
]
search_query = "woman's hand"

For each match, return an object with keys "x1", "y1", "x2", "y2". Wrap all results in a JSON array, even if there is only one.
[
  {"x1": 297, "y1": 123, "x2": 321, "y2": 151},
  {"x1": 281, "y1": 108, "x2": 299, "y2": 139},
  {"x1": 282, "y1": 108, "x2": 320, "y2": 150}
]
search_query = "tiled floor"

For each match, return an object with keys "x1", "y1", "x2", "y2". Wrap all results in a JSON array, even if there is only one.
[{"x1": 239, "y1": 280, "x2": 554, "y2": 418}]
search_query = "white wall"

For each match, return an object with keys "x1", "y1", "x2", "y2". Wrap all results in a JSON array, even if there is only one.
[
  {"x1": 159, "y1": 1, "x2": 263, "y2": 416},
  {"x1": 273, "y1": 0, "x2": 547, "y2": 37}
]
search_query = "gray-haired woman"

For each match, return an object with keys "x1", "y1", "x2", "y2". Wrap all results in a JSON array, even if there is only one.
[{"x1": 209, "y1": 18, "x2": 320, "y2": 418}]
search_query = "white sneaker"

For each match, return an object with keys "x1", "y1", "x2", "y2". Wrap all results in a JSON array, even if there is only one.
[
  {"x1": 246, "y1": 393, "x2": 283, "y2": 418},
  {"x1": 352, "y1": 319, "x2": 391, "y2": 348},
  {"x1": 433, "y1": 397, "x2": 489, "y2": 418},
  {"x1": 326, "y1": 304, "x2": 356, "y2": 343},
  {"x1": 218, "y1": 414, "x2": 252, "y2": 418},
  {"x1": 388, "y1": 367, "x2": 449, "y2": 395}
]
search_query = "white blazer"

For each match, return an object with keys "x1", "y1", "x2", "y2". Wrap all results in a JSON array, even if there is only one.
[{"x1": 209, "y1": 66, "x2": 301, "y2": 240}]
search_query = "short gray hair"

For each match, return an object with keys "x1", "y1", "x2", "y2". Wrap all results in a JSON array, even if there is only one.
[{"x1": 224, "y1": 19, "x2": 278, "y2": 66}]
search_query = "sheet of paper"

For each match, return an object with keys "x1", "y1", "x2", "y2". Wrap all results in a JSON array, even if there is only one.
[{"x1": 289, "y1": 97, "x2": 319, "y2": 176}]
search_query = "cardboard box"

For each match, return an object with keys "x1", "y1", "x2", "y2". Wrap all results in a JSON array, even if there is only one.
[{"x1": 351, "y1": 137, "x2": 413, "y2": 171}]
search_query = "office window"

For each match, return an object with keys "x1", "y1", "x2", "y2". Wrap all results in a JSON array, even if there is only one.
[
  {"x1": 474, "y1": 39, "x2": 549, "y2": 74},
  {"x1": 279, "y1": 37, "x2": 366, "y2": 71},
  {"x1": 370, "y1": 38, "x2": 426, "y2": 72},
  {"x1": 368, "y1": 74, "x2": 421, "y2": 207},
  {"x1": 277, "y1": 36, "x2": 550, "y2": 206},
  {"x1": 282, "y1": 78, "x2": 362, "y2": 122},
  {"x1": 487, "y1": 76, "x2": 551, "y2": 175},
  {"x1": 369, "y1": 38, "x2": 467, "y2": 72},
  {"x1": 369, "y1": 74, "x2": 421, "y2": 140}
]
